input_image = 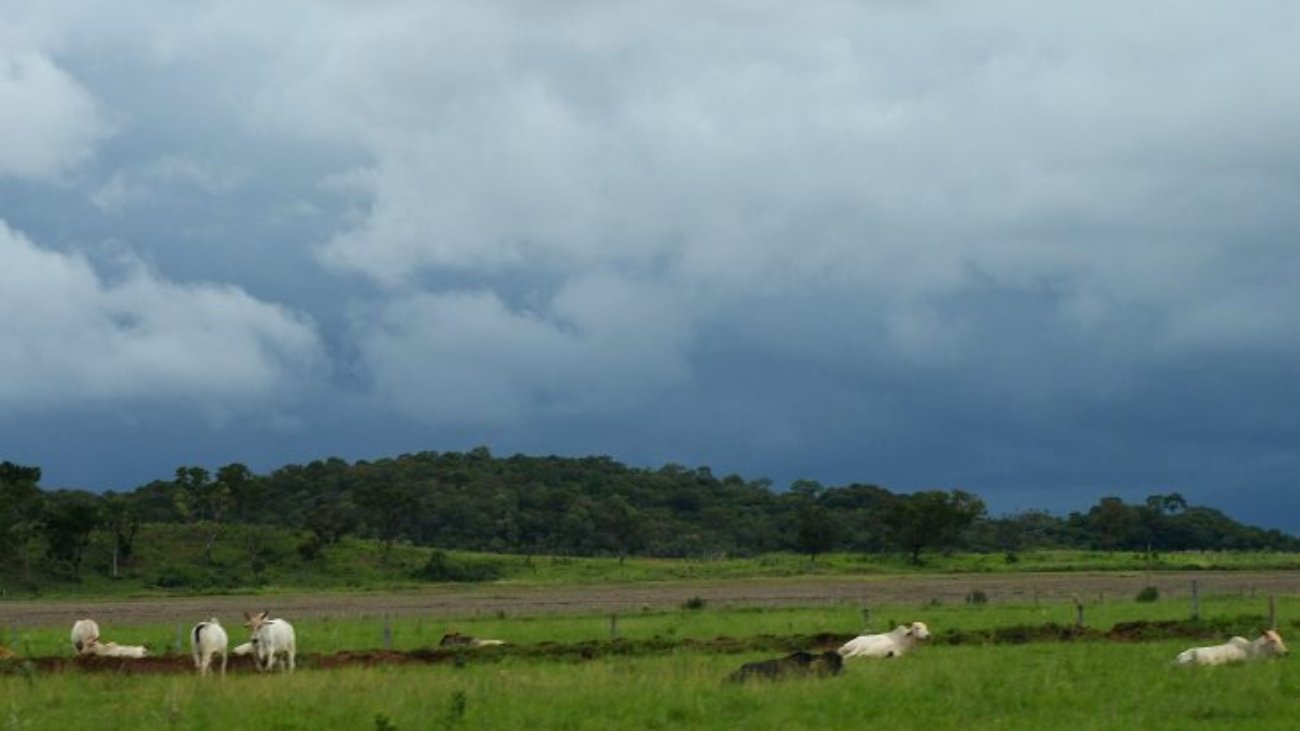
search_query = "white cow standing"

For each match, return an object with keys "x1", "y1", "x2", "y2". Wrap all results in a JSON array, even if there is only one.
[
  {"x1": 191, "y1": 617, "x2": 229, "y2": 677},
  {"x1": 1174, "y1": 630, "x2": 1288, "y2": 666},
  {"x1": 70, "y1": 618, "x2": 100, "y2": 655},
  {"x1": 839, "y1": 621, "x2": 932, "y2": 659},
  {"x1": 244, "y1": 611, "x2": 297, "y2": 673}
]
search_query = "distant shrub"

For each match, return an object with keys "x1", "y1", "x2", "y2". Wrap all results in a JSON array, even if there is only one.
[
  {"x1": 966, "y1": 590, "x2": 989, "y2": 605},
  {"x1": 681, "y1": 596, "x2": 707, "y2": 610},
  {"x1": 1135, "y1": 586, "x2": 1160, "y2": 603},
  {"x1": 153, "y1": 564, "x2": 232, "y2": 590},
  {"x1": 415, "y1": 550, "x2": 504, "y2": 583}
]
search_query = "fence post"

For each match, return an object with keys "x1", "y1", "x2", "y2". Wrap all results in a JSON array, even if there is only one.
[
  {"x1": 609, "y1": 614, "x2": 618, "y2": 640},
  {"x1": 1269, "y1": 596, "x2": 1277, "y2": 631},
  {"x1": 176, "y1": 621, "x2": 184, "y2": 654},
  {"x1": 1191, "y1": 579, "x2": 1200, "y2": 622},
  {"x1": 1073, "y1": 596, "x2": 1085, "y2": 628},
  {"x1": 861, "y1": 604, "x2": 870, "y2": 630},
  {"x1": 383, "y1": 615, "x2": 393, "y2": 651}
]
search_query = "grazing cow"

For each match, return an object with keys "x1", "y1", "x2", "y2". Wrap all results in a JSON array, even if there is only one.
[
  {"x1": 71, "y1": 618, "x2": 101, "y2": 655},
  {"x1": 839, "y1": 621, "x2": 931, "y2": 659},
  {"x1": 1174, "y1": 631, "x2": 1288, "y2": 666},
  {"x1": 726, "y1": 651, "x2": 844, "y2": 683},
  {"x1": 82, "y1": 638, "x2": 149, "y2": 658},
  {"x1": 244, "y1": 611, "x2": 297, "y2": 673},
  {"x1": 439, "y1": 632, "x2": 506, "y2": 648},
  {"x1": 191, "y1": 617, "x2": 229, "y2": 677}
]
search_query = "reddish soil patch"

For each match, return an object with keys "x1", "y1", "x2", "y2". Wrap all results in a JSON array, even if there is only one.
[{"x1": 3, "y1": 570, "x2": 1297, "y2": 629}]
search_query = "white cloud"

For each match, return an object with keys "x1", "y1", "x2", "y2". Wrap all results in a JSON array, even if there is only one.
[
  {"x1": 0, "y1": 47, "x2": 107, "y2": 179},
  {"x1": 360, "y1": 273, "x2": 692, "y2": 424},
  {"x1": 0, "y1": 220, "x2": 324, "y2": 412},
  {"x1": 92, "y1": 155, "x2": 240, "y2": 213}
]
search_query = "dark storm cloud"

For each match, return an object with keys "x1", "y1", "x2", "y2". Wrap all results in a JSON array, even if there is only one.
[{"x1": 4, "y1": 1, "x2": 1300, "y2": 530}]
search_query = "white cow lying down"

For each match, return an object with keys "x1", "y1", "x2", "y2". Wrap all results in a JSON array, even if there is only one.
[
  {"x1": 1174, "y1": 630, "x2": 1288, "y2": 666},
  {"x1": 839, "y1": 621, "x2": 931, "y2": 659},
  {"x1": 83, "y1": 638, "x2": 149, "y2": 658}
]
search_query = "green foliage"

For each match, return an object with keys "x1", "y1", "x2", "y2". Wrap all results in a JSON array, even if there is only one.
[
  {"x1": 4, "y1": 450, "x2": 1300, "y2": 593},
  {"x1": 415, "y1": 550, "x2": 505, "y2": 583},
  {"x1": 1135, "y1": 586, "x2": 1160, "y2": 603}
]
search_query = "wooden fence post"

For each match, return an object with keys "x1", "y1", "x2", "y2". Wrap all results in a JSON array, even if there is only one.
[
  {"x1": 1269, "y1": 596, "x2": 1277, "y2": 631},
  {"x1": 1073, "y1": 596, "x2": 1085, "y2": 628},
  {"x1": 383, "y1": 615, "x2": 393, "y2": 651},
  {"x1": 1191, "y1": 579, "x2": 1200, "y2": 622},
  {"x1": 861, "y1": 604, "x2": 870, "y2": 630},
  {"x1": 175, "y1": 621, "x2": 184, "y2": 654},
  {"x1": 609, "y1": 614, "x2": 619, "y2": 640}
]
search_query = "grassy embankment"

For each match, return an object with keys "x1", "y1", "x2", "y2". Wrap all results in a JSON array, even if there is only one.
[{"x1": 7, "y1": 522, "x2": 1300, "y2": 599}]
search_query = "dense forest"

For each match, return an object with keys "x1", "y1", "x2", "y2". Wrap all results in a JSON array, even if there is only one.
[{"x1": 3, "y1": 449, "x2": 1298, "y2": 586}]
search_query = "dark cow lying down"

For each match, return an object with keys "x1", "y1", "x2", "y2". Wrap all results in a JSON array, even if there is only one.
[{"x1": 727, "y1": 651, "x2": 843, "y2": 683}]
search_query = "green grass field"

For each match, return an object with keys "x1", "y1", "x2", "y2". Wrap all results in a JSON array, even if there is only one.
[
  {"x1": 6, "y1": 567, "x2": 1300, "y2": 730},
  {"x1": 4, "y1": 642, "x2": 1299, "y2": 730}
]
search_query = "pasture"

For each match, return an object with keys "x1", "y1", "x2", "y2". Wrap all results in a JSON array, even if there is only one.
[
  {"x1": 4, "y1": 642, "x2": 1300, "y2": 730},
  {"x1": 4, "y1": 572, "x2": 1300, "y2": 729}
]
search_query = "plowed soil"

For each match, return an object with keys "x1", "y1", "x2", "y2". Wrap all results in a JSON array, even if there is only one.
[{"x1": 3, "y1": 570, "x2": 1297, "y2": 629}]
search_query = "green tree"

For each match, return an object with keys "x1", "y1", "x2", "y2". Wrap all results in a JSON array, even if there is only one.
[
  {"x1": 42, "y1": 490, "x2": 103, "y2": 580},
  {"x1": 886, "y1": 489, "x2": 986, "y2": 564},
  {"x1": 1, "y1": 461, "x2": 44, "y2": 582},
  {"x1": 594, "y1": 494, "x2": 645, "y2": 564},
  {"x1": 788, "y1": 480, "x2": 839, "y2": 564},
  {"x1": 103, "y1": 492, "x2": 140, "y2": 578}
]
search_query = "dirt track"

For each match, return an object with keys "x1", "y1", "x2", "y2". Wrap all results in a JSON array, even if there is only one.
[{"x1": 4, "y1": 570, "x2": 1299, "y2": 629}]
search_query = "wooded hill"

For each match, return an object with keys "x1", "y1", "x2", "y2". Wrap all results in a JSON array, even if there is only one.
[{"x1": 3, "y1": 449, "x2": 1297, "y2": 587}]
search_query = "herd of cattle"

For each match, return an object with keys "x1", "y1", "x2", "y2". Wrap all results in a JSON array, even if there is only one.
[
  {"x1": 728, "y1": 620, "x2": 1290, "y2": 682},
  {"x1": 70, "y1": 611, "x2": 297, "y2": 675},
  {"x1": 66, "y1": 615, "x2": 1289, "y2": 679}
]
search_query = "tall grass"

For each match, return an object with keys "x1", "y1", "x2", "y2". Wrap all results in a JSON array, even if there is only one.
[{"x1": 5, "y1": 643, "x2": 1300, "y2": 730}]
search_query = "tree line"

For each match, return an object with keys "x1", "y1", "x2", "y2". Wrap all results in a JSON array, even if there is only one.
[{"x1": 3, "y1": 449, "x2": 1298, "y2": 583}]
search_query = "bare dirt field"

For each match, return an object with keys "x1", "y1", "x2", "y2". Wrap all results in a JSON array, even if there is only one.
[{"x1": 4, "y1": 570, "x2": 1299, "y2": 629}]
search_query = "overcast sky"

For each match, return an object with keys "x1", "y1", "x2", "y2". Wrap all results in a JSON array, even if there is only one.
[{"x1": 4, "y1": 1, "x2": 1300, "y2": 531}]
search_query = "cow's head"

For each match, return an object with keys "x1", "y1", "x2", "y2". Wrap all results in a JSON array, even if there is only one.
[
  {"x1": 906, "y1": 622, "x2": 931, "y2": 640},
  {"x1": 244, "y1": 611, "x2": 270, "y2": 631},
  {"x1": 1263, "y1": 630, "x2": 1288, "y2": 656}
]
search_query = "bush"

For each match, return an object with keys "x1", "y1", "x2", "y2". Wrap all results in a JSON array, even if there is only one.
[
  {"x1": 1135, "y1": 586, "x2": 1160, "y2": 603},
  {"x1": 153, "y1": 564, "x2": 232, "y2": 590},
  {"x1": 966, "y1": 590, "x2": 989, "y2": 605},
  {"x1": 681, "y1": 596, "x2": 707, "y2": 610},
  {"x1": 414, "y1": 550, "x2": 504, "y2": 583}
]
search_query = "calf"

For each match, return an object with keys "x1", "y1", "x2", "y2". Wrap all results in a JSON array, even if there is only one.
[
  {"x1": 1175, "y1": 630, "x2": 1288, "y2": 666},
  {"x1": 83, "y1": 638, "x2": 149, "y2": 658},
  {"x1": 191, "y1": 617, "x2": 229, "y2": 677},
  {"x1": 244, "y1": 611, "x2": 297, "y2": 673},
  {"x1": 839, "y1": 621, "x2": 931, "y2": 659},
  {"x1": 726, "y1": 651, "x2": 843, "y2": 683},
  {"x1": 70, "y1": 618, "x2": 100, "y2": 655},
  {"x1": 440, "y1": 632, "x2": 506, "y2": 648}
]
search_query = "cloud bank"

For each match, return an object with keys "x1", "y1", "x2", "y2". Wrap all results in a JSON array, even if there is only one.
[{"x1": 3, "y1": 2, "x2": 1300, "y2": 530}]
